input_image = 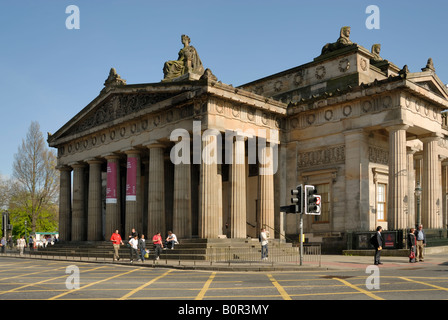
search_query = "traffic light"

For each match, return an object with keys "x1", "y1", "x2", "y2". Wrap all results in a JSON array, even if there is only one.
[
  {"x1": 290, "y1": 184, "x2": 303, "y2": 214},
  {"x1": 304, "y1": 185, "x2": 321, "y2": 215}
]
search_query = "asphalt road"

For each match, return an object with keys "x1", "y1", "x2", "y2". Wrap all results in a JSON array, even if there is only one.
[{"x1": 0, "y1": 254, "x2": 447, "y2": 303}]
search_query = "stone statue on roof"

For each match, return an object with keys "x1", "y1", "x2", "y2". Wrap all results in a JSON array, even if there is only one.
[
  {"x1": 370, "y1": 44, "x2": 383, "y2": 62},
  {"x1": 422, "y1": 58, "x2": 436, "y2": 72},
  {"x1": 163, "y1": 34, "x2": 205, "y2": 81},
  {"x1": 321, "y1": 26, "x2": 354, "y2": 55}
]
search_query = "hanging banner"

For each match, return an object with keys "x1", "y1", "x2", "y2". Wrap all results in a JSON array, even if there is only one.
[
  {"x1": 126, "y1": 156, "x2": 137, "y2": 201},
  {"x1": 106, "y1": 161, "x2": 117, "y2": 204}
]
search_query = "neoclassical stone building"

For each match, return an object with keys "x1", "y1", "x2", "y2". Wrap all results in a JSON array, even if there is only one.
[{"x1": 48, "y1": 28, "x2": 448, "y2": 243}]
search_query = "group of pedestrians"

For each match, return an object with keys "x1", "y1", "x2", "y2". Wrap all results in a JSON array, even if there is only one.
[
  {"x1": 372, "y1": 224, "x2": 427, "y2": 265},
  {"x1": 110, "y1": 229, "x2": 178, "y2": 263}
]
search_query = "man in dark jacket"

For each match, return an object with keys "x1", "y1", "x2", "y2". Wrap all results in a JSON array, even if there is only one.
[{"x1": 373, "y1": 226, "x2": 383, "y2": 265}]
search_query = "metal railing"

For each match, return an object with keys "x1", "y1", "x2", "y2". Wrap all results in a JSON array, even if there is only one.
[{"x1": 207, "y1": 244, "x2": 321, "y2": 266}]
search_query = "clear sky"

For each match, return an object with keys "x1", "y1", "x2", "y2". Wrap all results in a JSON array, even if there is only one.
[{"x1": 1, "y1": 0, "x2": 448, "y2": 178}]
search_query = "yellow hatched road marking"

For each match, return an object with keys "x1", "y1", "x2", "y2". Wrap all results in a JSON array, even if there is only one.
[
  {"x1": 49, "y1": 266, "x2": 140, "y2": 300},
  {"x1": 267, "y1": 274, "x2": 292, "y2": 300},
  {"x1": 195, "y1": 272, "x2": 216, "y2": 300},
  {"x1": 0, "y1": 265, "x2": 106, "y2": 296},
  {"x1": 333, "y1": 277, "x2": 384, "y2": 300},
  {"x1": 119, "y1": 269, "x2": 174, "y2": 300},
  {"x1": 400, "y1": 277, "x2": 448, "y2": 292}
]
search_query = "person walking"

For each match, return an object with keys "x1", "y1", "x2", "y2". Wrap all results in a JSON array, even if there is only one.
[
  {"x1": 373, "y1": 226, "x2": 383, "y2": 265},
  {"x1": 138, "y1": 234, "x2": 146, "y2": 262},
  {"x1": 152, "y1": 232, "x2": 163, "y2": 260},
  {"x1": 408, "y1": 227, "x2": 417, "y2": 263},
  {"x1": 414, "y1": 224, "x2": 426, "y2": 262},
  {"x1": 260, "y1": 228, "x2": 269, "y2": 261},
  {"x1": 129, "y1": 234, "x2": 139, "y2": 263},
  {"x1": 0, "y1": 237, "x2": 6, "y2": 254},
  {"x1": 17, "y1": 236, "x2": 25, "y2": 256},
  {"x1": 110, "y1": 229, "x2": 124, "y2": 261}
]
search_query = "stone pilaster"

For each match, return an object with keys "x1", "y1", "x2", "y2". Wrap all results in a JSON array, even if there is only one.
[
  {"x1": 230, "y1": 134, "x2": 246, "y2": 238},
  {"x1": 442, "y1": 159, "x2": 448, "y2": 230},
  {"x1": 124, "y1": 150, "x2": 142, "y2": 236},
  {"x1": 105, "y1": 155, "x2": 121, "y2": 238},
  {"x1": 58, "y1": 166, "x2": 72, "y2": 242},
  {"x1": 199, "y1": 134, "x2": 222, "y2": 238},
  {"x1": 87, "y1": 159, "x2": 103, "y2": 241},
  {"x1": 258, "y1": 143, "x2": 275, "y2": 232},
  {"x1": 387, "y1": 125, "x2": 409, "y2": 230},
  {"x1": 173, "y1": 162, "x2": 191, "y2": 239},
  {"x1": 422, "y1": 135, "x2": 442, "y2": 228},
  {"x1": 147, "y1": 144, "x2": 165, "y2": 237},
  {"x1": 71, "y1": 162, "x2": 86, "y2": 241}
]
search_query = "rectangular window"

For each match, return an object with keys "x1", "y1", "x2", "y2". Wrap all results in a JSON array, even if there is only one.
[
  {"x1": 313, "y1": 183, "x2": 330, "y2": 223},
  {"x1": 377, "y1": 183, "x2": 387, "y2": 221}
]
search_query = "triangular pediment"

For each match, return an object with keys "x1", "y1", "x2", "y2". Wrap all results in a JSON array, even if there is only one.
[
  {"x1": 48, "y1": 84, "x2": 195, "y2": 145},
  {"x1": 406, "y1": 72, "x2": 448, "y2": 100}
]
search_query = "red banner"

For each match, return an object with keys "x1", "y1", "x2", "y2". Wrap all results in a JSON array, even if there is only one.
[
  {"x1": 106, "y1": 161, "x2": 117, "y2": 204},
  {"x1": 126, "y1": 157, "x2": 137, "y2": 201}
]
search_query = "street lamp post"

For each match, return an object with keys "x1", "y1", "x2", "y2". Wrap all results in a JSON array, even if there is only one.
[{"x1": 415, "y1": 181, "x2": 422, "y2": 228}]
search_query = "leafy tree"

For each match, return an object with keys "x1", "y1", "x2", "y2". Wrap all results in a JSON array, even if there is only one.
[{"x1": 11, "y1": 121, "x2": 59, "y2": 234}]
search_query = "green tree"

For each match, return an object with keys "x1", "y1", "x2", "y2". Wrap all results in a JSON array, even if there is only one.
[{"x1": 11, "y1": 121, "x2": 59, "y2": 234}]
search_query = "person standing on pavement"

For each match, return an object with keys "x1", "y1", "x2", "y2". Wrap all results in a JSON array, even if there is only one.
[
  {"x1": 17, "y1": 236, "x2": 25, "y2": 256},
  {"x1": 110, "y1": 229, "x2": 124, "y2": 261},
  {"x1": 260, "y1": 228, "x2": 269, "y2": 261},
  {"x1": 408, "y1": 227, "x2": 416, "y2": 263},
  {"x1": 152, "y1": 232, "x2": 163, "y2": 260},
  {"x1": 138, "y1": 234, "x2": 146, "y2": 262},
  {"x1": 0, "y1": 237, "x2": 6, "y2": 253},
  {"x1": 414, "y1": 224, "x2": 426, "y2": 262},
  {"x1": 373, "y1": 226, "x2": 383, "y2": 265}
]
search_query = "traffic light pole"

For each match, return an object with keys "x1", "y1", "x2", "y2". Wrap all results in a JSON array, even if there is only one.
[{"x1": 299, "y1": 213, "x2": 303, "y2": 266}]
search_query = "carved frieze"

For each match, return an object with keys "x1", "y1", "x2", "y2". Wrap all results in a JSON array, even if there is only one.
[
  {"x1": 297, "y1": 145, "x2": 345, "y2": 168},
  {"x1": 369, "y1": 146, "x2": 389, "y2": 165}
]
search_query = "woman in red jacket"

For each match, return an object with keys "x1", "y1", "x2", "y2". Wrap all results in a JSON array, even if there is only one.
[{"x1": 152, "y1": 232, "x2": 163, "y2": 260}]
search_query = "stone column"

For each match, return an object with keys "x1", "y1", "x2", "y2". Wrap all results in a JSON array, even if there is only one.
[
  {"x1": 422, "y1": 135, "x2": 442, "y2": 229},
  {"x1": 105, "y1": 155, "x2": 121, "y2": 238},
  {"x1": 58, "y1": 166, "x2": 72, "y2": 242},
  {"x1": 230, "y1": 134, "x2": 247, "y2": 238},
  {"x1": 442, "y1": 160, "x2": 448, "y2": 230},
  {"x1": 258, "y1": 143, "x2": 275, "y2": 232},
  {"x1": 407, "y1": 148, "x2": 416, "y2": 229},
  {"x1": 124, "y1": 150, "x2": 142, "y2": 236},
  {"x1": 147, "y1": 144, "x2": 165, "y2": 238},
  {"x1": 86, "y1": 159, "x2": 103, "y2": 241},
  {"x1": 199, "y1": 133, "x2": 221, "y2": 238},
  {"x1": 387, "y1": 125, "x2": 409, "y2": 230},
  {"x1": 71, "y1": 162, "x2": 86, "y2": 241},
  {"x1": 173, "y1": 161, "x2": 191, "y2": 239}
]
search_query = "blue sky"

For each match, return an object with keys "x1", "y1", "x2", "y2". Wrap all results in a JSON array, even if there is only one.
[{"x1": 1, "y1": 0, "x2": 448, "y2": 178}]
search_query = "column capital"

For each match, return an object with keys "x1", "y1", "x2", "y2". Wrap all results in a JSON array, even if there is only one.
[
  {"x1": 86, "y1": 158, "x2": 103, "y2": 165},
  {"x1": 385, "y1": 124, "x2": 410, "y2": 132},
  {"x1": 56, "y1": 165, "x2": 72, "y2": 171},
  {"x1": 144, "y1": 140, "x2": 166, "y2": 149},
  {"x1": 102, "y1": 153, "x2": 121, "y2": 161},
  {"x1": 69, "y1": 161, "x2": 86, "y2": 168},
  {"x1": 419, "y1": 133, "x2": 442, "y2": 143},
  {"x1": 122, "y1": 148, "x2": 141, "y2": 156}
]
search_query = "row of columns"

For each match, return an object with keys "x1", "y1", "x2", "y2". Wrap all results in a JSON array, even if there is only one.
[
  {"x1": 388, "y1": 125, "x2": 444, "y2": 229},
  {"x1": 57, "y1": 138, "x2": 276, "y2": 242}
]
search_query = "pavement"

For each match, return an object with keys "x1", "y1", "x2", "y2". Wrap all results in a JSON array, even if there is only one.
[{"x1": 1, "y1": 249, "x2": 446, "y2": 272}]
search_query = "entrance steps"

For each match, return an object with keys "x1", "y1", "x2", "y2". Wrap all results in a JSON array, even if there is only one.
[{"x1": 30, "y1": 238, "x2": 294, "y2": 261}]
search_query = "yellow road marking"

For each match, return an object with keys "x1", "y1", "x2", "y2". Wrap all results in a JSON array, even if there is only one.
[
  {"x1": 400, "y1": 277, "x2": 448, "y2": 292},
  {"x1": 49, "y1": 266, "x2": 140, "y2": 300},
  {"x1": 0, "y1": 265, "x2": 105, "y2": 296},
  {"x1": 195, "y1": 272, "x2": 216, "y2": 300},
  {"x1": 333, "y1": 277, "x2": 384, "y2": 300},
  {"x1": 267, "y1": 274, "x2": 292, "y2": 300},
  {"x1": 119, "y1": 269, "x2": 174, "y2": 300}
]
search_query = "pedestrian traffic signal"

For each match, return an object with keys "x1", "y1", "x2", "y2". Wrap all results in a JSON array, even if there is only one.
[
  {"x1": 304, "y1": 185, "x2": 321, "y2": 215},
  {"x1": 290, "y1": 184, "x2": 303, "y2": 214}
]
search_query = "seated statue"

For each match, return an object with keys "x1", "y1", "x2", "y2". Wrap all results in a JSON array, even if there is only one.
[
  {"x1": 321, "y1": 26, "x2": 354, "y2": 55},
  {"x1": 163, "y1": 34, "x2": 205, "y2": 81}
]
